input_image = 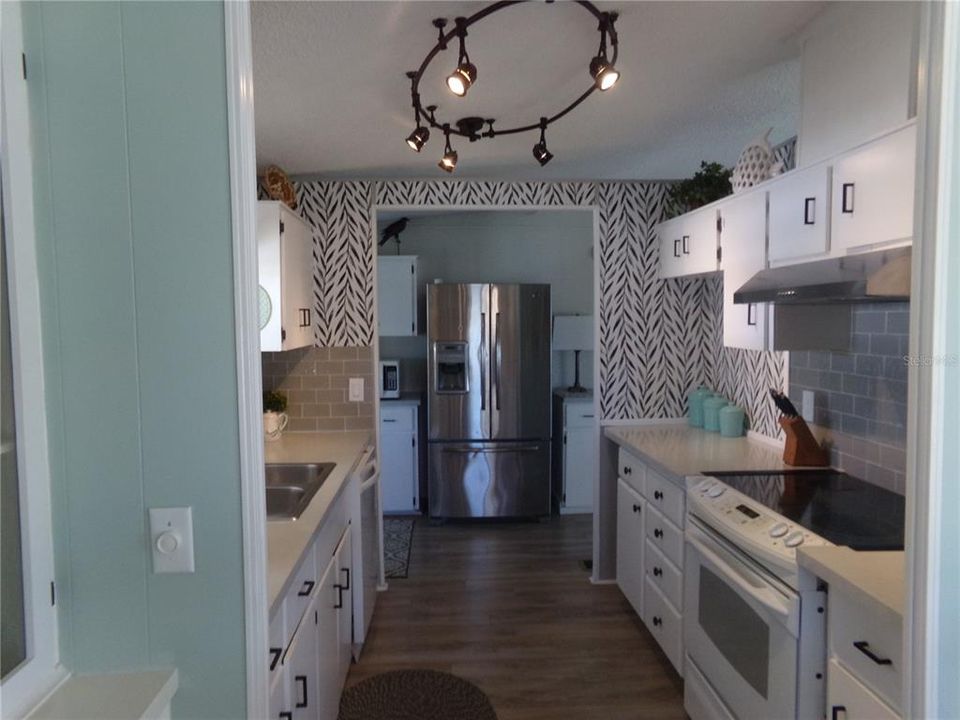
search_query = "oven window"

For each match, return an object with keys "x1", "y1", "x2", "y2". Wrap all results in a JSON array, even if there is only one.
[{"x1": 699, "y1": 565, "x2": 770, "y2": 697}]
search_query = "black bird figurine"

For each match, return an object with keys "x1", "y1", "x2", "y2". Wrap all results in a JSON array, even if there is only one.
[{"x1": 380, "y1": 217, "x2": 409, "y2": 248}]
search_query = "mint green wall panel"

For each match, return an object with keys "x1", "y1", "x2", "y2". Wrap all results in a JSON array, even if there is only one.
[{"x1": 25, "y1": 2, "x2": 246, "y2": 717}]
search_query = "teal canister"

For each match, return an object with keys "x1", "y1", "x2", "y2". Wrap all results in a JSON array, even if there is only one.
[
  {"x1": 687, "y1": 385, "x2": 712, "y2": 427},
  {"x1": 719, "y1": 403, "x2": 746, "y2": 437},
  {"x1": 702, "y1": 395, "x2": 727, "y2": 432}
]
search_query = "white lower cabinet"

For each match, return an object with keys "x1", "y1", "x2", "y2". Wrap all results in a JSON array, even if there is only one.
[
  {"x1": 553, "y1": 393, "x2": 596, "y2": 514},
  {"x1": 380, "y1": 404, "x2": 419, "y2": 513},
  {"x1": 334, "y1": 526, "x2": 354, "y2": 685},
  {"x1": 827, "y1": 658, "x2": 899, "y2": 720},
  {"x1": 315, "y1": 556, "x2": 341, "y2": 720},
  {"x1": 287, "y1": 593, "x2": 320, "y2": 720},
  {"x1": 616, "y1": 478, "x2": 645, "y2": 616},
  {"x1": 615, "y1": 448, "x2": 685, "y2": 677}
]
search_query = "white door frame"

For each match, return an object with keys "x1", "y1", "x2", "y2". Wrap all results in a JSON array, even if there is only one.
[
  {"x1": 223, "y1": 2, "x2": 269, "y2": 719},
  {"x1": 904, "y1": 2, "x2": 957, "y2": 718}
]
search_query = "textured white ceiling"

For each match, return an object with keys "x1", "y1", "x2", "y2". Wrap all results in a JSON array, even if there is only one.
[{"x1": 252, "y1": 1, "x2": 825, "y2": 180}]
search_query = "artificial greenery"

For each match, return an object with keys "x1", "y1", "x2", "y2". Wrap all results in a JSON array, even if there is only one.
[
  {"x1": 263, "y1": 390, "x2": 288, "y2": 414},
  {"x1": 668, "y1": 161, "x2": 733, "y2": 215}
]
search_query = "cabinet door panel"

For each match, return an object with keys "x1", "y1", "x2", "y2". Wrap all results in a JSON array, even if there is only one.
[
  {"x1": 658, "y1": 217, "x2": 684, "y2": 279},
  {"x1": 562, "y1": 427, "x2": 593, "y2": 511},
  {"x1": 286, "y1": 594, "x2": 319, "y2": 720},
  {"x1": 377, "y1": 256, "x2": 417, "y2": 336},
  {"x1": 683, "y1": 207, "x2": 720, "y2": 276},
  {"x1": 831, "y1": 124, "x2": 916, "y2": 254},
  {"x1": 380, "y1": 430, "x2": 417, "y2": 513},
  {"x1": 827, "y1": 658, "x2": 899, "y2": 720},
  {"x1": 281, "y1": 211, "x2": 314, "y2": 350},
  {"x1": 616, "y1": 479, "x2": 645, "y2": 616},
  {"x1": 315, "y1": 558, "x2": 341, "y2": 720},
  {"x1": 769, "y1": 163, "x2": 831, "y2": 263},
  {"x1": 720, "y1": 191, "x2": 768, "y2": 350}
]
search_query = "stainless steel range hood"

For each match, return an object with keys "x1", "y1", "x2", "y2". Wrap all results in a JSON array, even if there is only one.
[{"x1": 734, "y1": 247, "x2": 911, "y2": 305}]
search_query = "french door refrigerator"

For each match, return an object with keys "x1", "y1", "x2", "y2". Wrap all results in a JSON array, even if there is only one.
[{"x1": 427, "y1": 283, "x2": 551, "y2": 518}]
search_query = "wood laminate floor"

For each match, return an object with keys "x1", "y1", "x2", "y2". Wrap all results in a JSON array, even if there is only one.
[{"x1": 347, "y1": 515, "x2": 687, "y2": 720}]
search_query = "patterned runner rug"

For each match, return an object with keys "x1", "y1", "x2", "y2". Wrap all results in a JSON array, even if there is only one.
[
  {"x1": 339, "y1": 670, "x2": 497, "y2": 720},
  {"x1": 383, "y1": 517, "x2": 415, "y2": 579}
]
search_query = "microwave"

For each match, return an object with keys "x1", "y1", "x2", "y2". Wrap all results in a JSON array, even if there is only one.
[{"x1": 379, "y1": 360, "x2": 400, "y2": 399}]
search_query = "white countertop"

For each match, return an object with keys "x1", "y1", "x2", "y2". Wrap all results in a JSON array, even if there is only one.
[
  {"x1": 265, "y1": 430, "x2": 372, "y2": 612},
  {"x1": 604, "y1": 422, "x2": 805, "y2": 478},
  {"x1": 26, "y1": 670, "x2": 178, "y2": 720},
  {"x1": 798, "y1": 546, "x2": 905, "y2": 617}
]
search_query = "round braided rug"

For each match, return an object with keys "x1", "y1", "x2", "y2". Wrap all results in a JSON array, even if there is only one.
[{"x1": 339, "y1": 669, "x2": 497, "y2": 720}]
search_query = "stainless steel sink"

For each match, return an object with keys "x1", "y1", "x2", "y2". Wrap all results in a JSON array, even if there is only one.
[{"x1": 265, "y1": 462, "x2": 336, "y2": 520}]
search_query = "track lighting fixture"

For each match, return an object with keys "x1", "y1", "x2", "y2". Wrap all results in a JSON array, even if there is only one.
[
  {"x1": 532, "y1": 118, "x2": 553, "y2": 166},
  {"x1": 446, "y1": 20, "x2": 476, "y2": 97},
  {"x1": 438, "y1": 127, "x2": 458, "y2": 172},
  {"x1": 404, "y1": 4, "x2": 620, "y2": 173}
]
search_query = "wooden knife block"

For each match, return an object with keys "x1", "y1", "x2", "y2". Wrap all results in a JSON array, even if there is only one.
[{"x1": 779, "y1": 416, "x2": 830, "y2": 466}]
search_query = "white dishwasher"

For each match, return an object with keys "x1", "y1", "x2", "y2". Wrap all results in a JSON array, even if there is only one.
[{"x1": 353, "y1": 444, "x2": 380, "y2": 651}]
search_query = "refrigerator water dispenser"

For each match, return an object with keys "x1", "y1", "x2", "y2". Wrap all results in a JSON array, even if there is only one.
[{"x1": 434, "y1": 342, "x2": 469, "y2": 393}]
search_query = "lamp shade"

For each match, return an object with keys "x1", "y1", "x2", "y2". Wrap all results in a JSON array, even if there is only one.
[{"x1": 552, "y1": 315, "x2": 594, "y2": 351}]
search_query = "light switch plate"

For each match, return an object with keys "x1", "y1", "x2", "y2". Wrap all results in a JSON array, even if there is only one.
[
  {"x1": 149, "y1": 507, "x2": 195, "y2": 574},
  {"x1": 348, "y1": 377, "x2": 364, "y2": 402},
  {"x1": 802, "y1": 390, "x2": 815, "y2": 423}
]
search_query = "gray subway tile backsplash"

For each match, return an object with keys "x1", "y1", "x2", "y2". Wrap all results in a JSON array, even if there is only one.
[{"x1": 789, "y1": 302, "x2": 909, "y2": 495}]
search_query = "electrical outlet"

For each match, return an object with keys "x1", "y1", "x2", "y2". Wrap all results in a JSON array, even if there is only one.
[
  {"x1": 348, "y1": 377, "x2": 364, "y2": 402},
  {"x1": 802, "y1": 390, "x2": 815, "y2": 423}
]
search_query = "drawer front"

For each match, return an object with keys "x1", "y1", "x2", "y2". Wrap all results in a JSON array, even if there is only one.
[
  {"x1": 646, "y1": 504, "x2": 684, "y2": 568},
  {"x1": 827, "y1": 658, "x2": 900, "y2": 720},
  {"x1": 644, "y1": 538, "x2": 682, "y2": 611},
  {"x1": 381, "y1": 404, "x2": 415, "y2": 432},
  {"x1": 829, "y1": 591, "x2": 903, "y2": 711},
  {"x1": 285, "y1": 542, "x2": 318, "y2": 633},
  {"x1": 617, "y1": 448, "x2": 645, "y2": 495},
  {"x1": 645, "y1": 469, "x2": 684, "y2": 527},
  {"x1": 564, "y1": 401, "x2": 596, "y2": 428},
  {"x1": 644, "y1": 576, "x2": 684, "y2": 676}
]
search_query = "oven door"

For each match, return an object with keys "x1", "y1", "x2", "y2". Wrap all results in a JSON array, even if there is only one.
[{"x1": 684, "y1": 517, "x2": 801, "y2": 720}]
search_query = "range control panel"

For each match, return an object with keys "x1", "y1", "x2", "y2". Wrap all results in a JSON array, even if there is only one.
[{"x1": 687, "y1": 477, "x2": 830, "y2": 571}]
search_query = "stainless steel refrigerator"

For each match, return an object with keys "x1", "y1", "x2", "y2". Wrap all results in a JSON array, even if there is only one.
[{"x1": 427, "y1": 283, "x2": 551, "y2": 518}]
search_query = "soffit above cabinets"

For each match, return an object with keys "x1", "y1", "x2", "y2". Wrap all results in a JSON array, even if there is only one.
[{"x1": 251, "y1": 1, "x2": 824, "y2": 180}]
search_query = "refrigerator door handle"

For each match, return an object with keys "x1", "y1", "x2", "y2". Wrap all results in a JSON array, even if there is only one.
[
  {"x1": 494, "y1": 312, "x2": 502, "y2": 411},
  {"x1": 480, "y1": 312, "x2": 486, "y2": 411},
  {"x1": 442, "y1": 444, "x2": 542, "y2": 454}
]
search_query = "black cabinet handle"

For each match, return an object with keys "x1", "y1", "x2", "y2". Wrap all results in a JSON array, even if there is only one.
[
  {"x1": 853, "y1": 641, "x2": 893, "y2": 665},
  {"x1": 334, "y1": 583, "x2": 345, "y2": 609},
  {"x1": 682, "y1": 235, "x2": 690, "y2": 255},
  {"x1": 279, "y1": 712, "x2": 293, "y2": 720},
  {"x1": 804, "y1": 197, "x2": 816, "y2": 225},
  {"x1": 747, "y1": 303, "x2": 757, "y2": 326},
  {"x1": 295, "y1": 675, "x2": 308, "y2": 708},
  {"x1": 298, "y1": 580, "x2": 315, "y2": 597},
  {"x1": 673, "y1": 239, "x2": 681, "y2": 258},
  {"x1": 632, "y1": 504, "x2": 641, "y2": 513},
  {"x1": 341, "y1": 567, "x2": 351, "y2": 590},
  {"x1": 654, "y1": 528, "x2": 663, "y2": 539},
  {"x1": 623, "y1": 466, "x2": 632, "y2": 475},
  {"x1": 653, "y1": 566, "x2": 662, "y2": 577},
  {"x1": 831, "y1": 706, "x2": 846, "y2": 720},
  {"x1": 268, "y1": 647, "x2": 283, "y2": 671},
  {"x1": 653, "y1": 490, "x2": 663, "y2": 501},
  {"x1": 841, "y1": 183, "x2": 855, "y2": 214},
  {"x1": 652, "y1": 616, "x2": 662, "y2": 627}
]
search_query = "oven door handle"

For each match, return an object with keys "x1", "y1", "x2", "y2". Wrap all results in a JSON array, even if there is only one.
[{"x1": 687, "y1": 523, "x2": 799, "y2": 636}]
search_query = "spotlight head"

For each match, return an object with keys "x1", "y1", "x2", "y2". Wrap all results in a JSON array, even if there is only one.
[
  {"x1": 405, "y1": 126, "x2": 430, "y2": 152},
  {"x1": 589, "y1": 55, "x2": 620, "y2": 91},
  {"x1": 438, "y1": 149, "x2": 458, "y2": 173},
  {"x1": 446, "y1": 62, "x2": 477, "y2": 97},
  {"x1": 532, "y1": 141, "x2": 553, "y2": 167}
]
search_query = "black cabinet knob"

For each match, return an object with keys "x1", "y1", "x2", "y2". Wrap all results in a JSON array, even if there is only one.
[
  {"x1": 654, "y1": 528, "x2": 663, "y2": 539},
  {"x1": 623, "y1": 466, "x2": 632, "y2": 475},
  {"x1": 654, "y1": 567, "x2": 662, "y2": 577},
  {"x1": 654, "y1": 490, "x2": 663, "y2": 500},
  {"x1": 632, "y1": 503, "x2": 641, "y2": 513},
  {"x1": 652, "y1": 616, "x2": 662, "y2": 627}
]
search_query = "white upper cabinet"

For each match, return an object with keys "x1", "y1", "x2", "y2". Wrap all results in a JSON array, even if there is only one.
[
  {"x1": 768, "y1": 162, "x2": 832, "y2": 264},
  {"x1": 831, "y1": 123, "x2": 916, "y2": 255},
  {"x1": 258, "y1": 201, "x2": 314, "y2": 352},
  {"x1": 719, "y1": 191, "x2": 768, "y2": 350},
  {"x1": 658, "y1": 206, "x2": 719, "y2": 279},
  {"x1": 377, "y1": 256, "x2": 418, "y2": 337}
]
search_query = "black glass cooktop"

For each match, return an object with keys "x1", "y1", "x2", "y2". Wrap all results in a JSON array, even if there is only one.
[{"x1": 707, "y1": 470, "x2": 905, "y2": 551}]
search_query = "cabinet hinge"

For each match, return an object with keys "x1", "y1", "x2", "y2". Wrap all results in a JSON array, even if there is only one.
[
  {"x1": 717, "y1": 246, "x2": 722, "y2": 263},
  {"x1": 50, "y1": 581, "x2": 56, "y2": 606},
  {"x1": 716, "y1": 217, "x2": 722, "y2": 233},
  {"x1": 22, "y1": 53, "x2": 28, "y2": 80},
  {"x1": 562, "y1": 493, "x2": 566, "y2": 503},
  {"x1": 314, "y1": 610, "x2": 318, "y2": 625},
  {"x1": 412, "y1": 496, "x2": 416, "y2": 507},
  {"x1": 279, "y1": 220, "x2": 285, "y2": 234},
  {"x1": 412, "y1": 436, "x2": 416, "y2": 447},
  {"x1": 411, "y1": 322, "x2": 415, "y2": 333},
  {"x1": 411, "y1": 265, "x2": 415, "y2": 275},
  {"x1": 563, "y1": 432, "x2": 567, "y2": 445},
  {"x1": 281, "y1": 328, "x2": 286, "y2": 341}
]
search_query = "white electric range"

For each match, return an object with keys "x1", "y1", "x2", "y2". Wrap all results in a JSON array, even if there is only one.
[{"x1": 682, "y1": 471, "x2": 905, "y2": 720}]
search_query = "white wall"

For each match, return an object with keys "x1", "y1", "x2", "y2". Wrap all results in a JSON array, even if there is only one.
[
  {"x1": 377, "y1": 209, "x2": 594, "y2": 392},
  {"x1": 798, "y1": 1, "x2": 919, "y2": 164}
]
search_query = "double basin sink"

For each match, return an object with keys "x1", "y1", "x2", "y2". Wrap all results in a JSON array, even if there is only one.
[{"x1": 265, "y1": 462, "x2": 336, "y2": 520}]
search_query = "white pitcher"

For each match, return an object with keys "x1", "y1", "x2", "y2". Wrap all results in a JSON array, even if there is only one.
[{"x1": 263, "y1": 411, "x2": 289, "y2": 441}]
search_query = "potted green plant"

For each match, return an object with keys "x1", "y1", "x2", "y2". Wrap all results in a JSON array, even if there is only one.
[
  {"x1": 263, "y1": 390, "x2": 289, "y2": 441},
  {"x1": 668, "y1": 161, "x2": 733, "y2": 216}
]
